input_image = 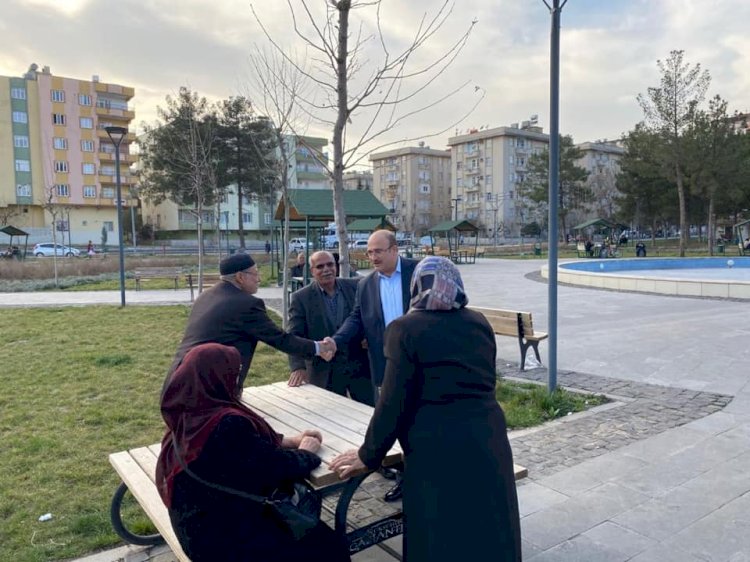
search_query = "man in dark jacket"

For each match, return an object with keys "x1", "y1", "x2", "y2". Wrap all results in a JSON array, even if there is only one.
[
  {"x1": 332, "y1": 230, "x2": 419, "y2": 501},
  {"x1": 287, "y1": 250, "x2": 373, "y2": 406},
  {"x1": 166, "y1": 253, "x2": 334, "y2": 391}
]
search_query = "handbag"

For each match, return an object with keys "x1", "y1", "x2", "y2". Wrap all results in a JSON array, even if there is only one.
[
  {"x1": 265, "y1": 481, "x2": 322, "y2": 540},
  {"x1": 173, "y1": 443, "x2": 322, "y2": 539}
]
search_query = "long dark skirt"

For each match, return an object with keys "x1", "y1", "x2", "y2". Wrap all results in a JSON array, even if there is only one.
[{"x1": 401, "y1": 406, "x2": 521, "y2": 562}]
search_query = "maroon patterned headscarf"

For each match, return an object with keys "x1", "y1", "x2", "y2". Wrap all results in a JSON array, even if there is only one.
[{"x1": 155, "y1": 343, "x2": 281, "y2": 507}]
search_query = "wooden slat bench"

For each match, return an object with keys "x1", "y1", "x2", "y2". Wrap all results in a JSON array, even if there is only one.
[
  {"x1": 109, "y1": 383, "x2": 527, "y2": 560},
  {"x1": 134, "y1": 268, "x2": 181, "y2": 291},
  {"x1": 186, "y1": 272, "x2": 222, "y2": 302},
  {"x1": 471, "y1": 306, "x2": 548, "y2": 370}
]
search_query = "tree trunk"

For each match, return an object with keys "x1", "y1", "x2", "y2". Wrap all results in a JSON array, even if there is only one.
[
  {"x1": 237, "y1": 141, "x2": 245, "y2": 249},
  {"x1": 675, "y1": 165, "x2": 687, "y2": 257},
  {"x1": 707, "y1": 195, "x2": 715, "y2": 256},
  {"x1": 279, "y1": 132, "x2": 292, "y2": 328},
  {"x1": 332, "y1": 1, "x2": 351, "y2": 278}
]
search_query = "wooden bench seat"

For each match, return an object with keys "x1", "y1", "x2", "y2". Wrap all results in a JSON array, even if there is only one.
[
  {"x1": 134, "y1": 267, "x2": 181, "y2": 291},
  {"x1": 470, "y1": 306, "x2": 548, "y2": 370},
  {"x1": 186, "y1": 272, "x2": 222, "y2": 302}
]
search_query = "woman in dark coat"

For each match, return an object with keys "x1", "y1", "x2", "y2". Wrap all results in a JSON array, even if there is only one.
[
  {"x1": 156, "y1": 342, "x2": 350, "y2": 562},
  {"x1": 330, "y1": 257, "x2": 521, "y2": 561}
]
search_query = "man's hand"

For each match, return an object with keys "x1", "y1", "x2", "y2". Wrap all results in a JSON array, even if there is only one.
[
  {"x1": 282, "y1": 429, "x2": 323, "y2": 449},
  {"x1": 329, "y1": 449, "x2": 367, "y2": 479},
  {"x1": 298, "y1": 435, "x2": 321, "y2": 453},
  {"x1": 288, "y1": 369, "x2": 309, "y2": 387},
  {"x1": 316, "y1": 337, "x2": 337, "y2": 362}
]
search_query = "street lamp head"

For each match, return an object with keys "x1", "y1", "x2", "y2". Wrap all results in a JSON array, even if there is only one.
[{"x1": 105, "y1": 126, "x2": 128, "y2": 147}]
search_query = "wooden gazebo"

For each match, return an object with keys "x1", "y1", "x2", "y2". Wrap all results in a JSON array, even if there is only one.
[{"x1": 428, "y1": 220, "x2": 480, "y2": 264}]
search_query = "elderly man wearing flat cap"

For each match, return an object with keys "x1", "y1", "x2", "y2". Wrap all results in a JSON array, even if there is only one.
[{"x1": 165, "y1": 253, "x2": 336, "y2": 392}]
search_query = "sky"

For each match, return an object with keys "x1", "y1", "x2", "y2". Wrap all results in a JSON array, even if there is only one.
[{"x1": 2, "y1": 0, "x2": 749, "y2": 165}]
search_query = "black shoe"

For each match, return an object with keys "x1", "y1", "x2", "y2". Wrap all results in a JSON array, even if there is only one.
[
  {"x1": 384, "y1": 481, "x2": 403, "y2": 502},
  {"x1": 379, "y1": 467, "x2": 398, "y2": 480}
]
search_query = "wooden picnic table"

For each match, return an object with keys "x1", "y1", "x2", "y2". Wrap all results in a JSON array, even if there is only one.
[{"x1": 110, "y1": 382, "x2": 527, "y2": 559}]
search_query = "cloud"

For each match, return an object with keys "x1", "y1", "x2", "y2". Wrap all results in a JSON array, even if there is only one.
[{"x1": 2, "y1": 0, "x2": 749, "y2": 156}]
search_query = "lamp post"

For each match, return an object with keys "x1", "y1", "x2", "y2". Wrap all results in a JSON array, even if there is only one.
[
  {"x1": 105, "y1": 126, "x2": 128, "y2": 307},
  {"x1": 450, "y1": 197, "x2": 462, "y2": 221}
]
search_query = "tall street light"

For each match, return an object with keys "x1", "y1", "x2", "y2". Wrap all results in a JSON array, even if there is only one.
[{"x1": 105, "y1": 126, "x2": 128, "y2": 307}]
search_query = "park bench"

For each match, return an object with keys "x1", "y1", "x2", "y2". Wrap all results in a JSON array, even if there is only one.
[
  {"x1": 134, "y1": 267, "x2": 181, "y2": 291},
  {"x1": 186, "y1": 272, "x2": 222, "y2": 302},
  {"x1": 468, "y1": 246, "x2": 486, "y2": 259},
  {"x1": 470, "y1": 306, "x2": 548, "y2": 370},
  {"x1": 349, "y1": 251, "x2": 370, "y2": 270},
  {"x1": 109, "y1": 383, "x2": 527, "y2": 561}
]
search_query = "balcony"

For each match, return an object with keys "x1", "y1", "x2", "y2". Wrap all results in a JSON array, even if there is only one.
[
  {"x1": 96, "y1": 105, "x2": 135, "y2": 120},
  {"x1": 98, "y1": 152, "x2": 137, "y2": 164},
  {"x1": 464, "y1": 166, "x2": 480, "y2": 176},
  {"x1": 464, "y1": 146, "x2": 479, "y2": 158},
  {"x1": 96, "y1": 129, "x2": 136, "y2": 142}
]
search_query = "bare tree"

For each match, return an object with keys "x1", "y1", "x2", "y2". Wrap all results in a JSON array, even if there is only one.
[
  {"x1": 0, "y1": 201, "x2": 22, "y2": 226},
  {"x1": 39, "y1": 186, "x2": 63, "y2": 287},
  {"x1": 247, "y1": 47, "x2": 311, "y2": 327},
  {"x1": 252, "y1": 0, "x2": 481, "y2": 275},
  {"x1": 637, "y1": 50, "x2": 710, "y2": 256}
]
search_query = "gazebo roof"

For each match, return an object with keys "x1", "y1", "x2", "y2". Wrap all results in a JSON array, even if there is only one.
[
  {"x1": 274, "y1": 189, "x2": 389, "y2": 221},
  {"x1": 0, "y1": 225, "x2": 28, "y2": 236},
  {"x1": 428, "y1": 220, "x2": 479, "y2": 233},
  {"x1": 346, "y1": 217, "x2": 397, "y2": 232},
  {"x1": 573, "y1": 218, "x2": 616, "y2": 230}
]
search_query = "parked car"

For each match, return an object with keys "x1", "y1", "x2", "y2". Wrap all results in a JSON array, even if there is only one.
[
  {"x1": 33, "y1": 243, "x2": 81, "y2": 257},
  {"x1": 288, "y1": 238, "x2": 312, "y2": 252},
  {"x1": 348, "y1": 239, "x2": 369, "y2": 250}
]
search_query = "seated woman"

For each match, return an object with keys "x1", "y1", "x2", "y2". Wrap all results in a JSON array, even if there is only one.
[
  {"x1": 330, "y1": 257, "x2": 522, "y2": 562},
  {"x1": 156, "y1": 343, "x2": 349, "y2": 562}
]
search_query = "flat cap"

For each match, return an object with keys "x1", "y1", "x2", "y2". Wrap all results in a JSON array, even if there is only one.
[{"x1": 219, "y1": 253, "x2": 256, "y2": 275}]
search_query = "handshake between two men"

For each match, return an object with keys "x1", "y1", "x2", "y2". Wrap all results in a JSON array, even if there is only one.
[{"x1": 289, "y1": 336, "x2": 336, "y2": 387}]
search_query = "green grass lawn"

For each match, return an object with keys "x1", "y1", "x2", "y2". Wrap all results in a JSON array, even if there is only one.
[{"x1": 0, "y1": 305, "x2": 605, "y2": 561}]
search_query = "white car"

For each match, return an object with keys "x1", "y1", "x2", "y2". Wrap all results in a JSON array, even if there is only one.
[
  {"x1": 288, "y1": 238, "x2": 312, "y2": 252},
  {"x1": 348, "y1": 239, "x2": 369, "y2": 250},
  {"x1": 33, "y1": 243, "x2": 81, "y2": 257}
]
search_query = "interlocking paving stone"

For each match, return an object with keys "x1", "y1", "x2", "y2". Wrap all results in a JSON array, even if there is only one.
[{"x1": 500, "y1": 363, "x2": 732, "y2": 480}]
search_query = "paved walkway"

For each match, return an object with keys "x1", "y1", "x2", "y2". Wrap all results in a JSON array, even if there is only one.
[{"x1": 10, "y1": 259, "x2": 749, "y2": 561}]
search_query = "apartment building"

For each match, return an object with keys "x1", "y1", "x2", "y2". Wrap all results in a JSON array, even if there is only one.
[
  {"x1": 574, "y1": 140, "x2": 625, "y2": 221},
  {"x1": 447, "y1": 119, "x2": 549, "y2": 239},
  {"x1": 0, "y1": 64, "x2": 136, "y2": 244},
  {"x1": 370, "y1": 144, "x2": 452, "y2": 235},
  {"x1": 343, "y1": 169, "x2": 373, "y2": 191}
]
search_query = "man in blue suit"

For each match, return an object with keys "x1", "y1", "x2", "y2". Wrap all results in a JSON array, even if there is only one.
[{"x1": 333, "y1": 229, "x2": 419, "y2": 501}]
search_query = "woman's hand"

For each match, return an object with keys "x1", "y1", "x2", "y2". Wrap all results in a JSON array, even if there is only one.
[
  {"x1": 329, "y1": 449, "x2": 366, "y2": 479},
  {"x1": 281, "y1": 429, "x2": 323, "y2": 449},
  {"x1": 298, "y1": 435, "x2": 321, "y2": 453}
]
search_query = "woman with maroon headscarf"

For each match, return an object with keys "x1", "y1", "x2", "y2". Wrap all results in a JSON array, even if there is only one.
[
  {"x1": 330, "y1": 257, "x2": 521, "y2": 561},
  {"x1": 156, "y1": 343, "x2": 350, "y2": 562}
]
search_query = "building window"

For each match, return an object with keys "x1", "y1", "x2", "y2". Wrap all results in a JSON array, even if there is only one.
[
  {"x1": 264, "y1": 212, "x2": 271, "y2": 225},
  {"x1": 81, "y1": 140, "x2": 94, "y2": 152},
  {"x1": 52, "y1": 113, "x2": 66, "y2": 125},
  {"x1": 100, "y1": 165, "x2": 115, "y2": 176},
  {"x1": 79, "y1": 94, "x2": 92, "y2": 106},
  {"x1": 10, "y1": 88, "x2": 26, "y2": 100},
  {"x1": 420, "y1": 184, "x2": 430, "y2": 194},
  {"x1": 16, "y1": 184, "x2": 32, "y2": 196},
  {"x1": 55, "y1": 184, "x2": 70, "y2": 197},
  {"x1": 101, "y1": 187, "x2": 115, "y2": 198},
  {"x1": 80, "y1": 117, "x2": 94, "y2": 129},
  {"x1": 54, "y1": 161, "x2": 69, "y2": 173},
  {"x1": 82, "y1": 163, "x2": 96, "y2": 175},
  {"x1": 83, "y1": 185, "x2": 97, "y2": 198},
  {"x1": 13, "y1": 135, "x2": 29, "y2": 148},
  {"x1": 53, "y1": 137, "x2": 68, "y2": 150},
  {"x1": 13, "y1": 111, "x2": 28, "y2": 123},
  {"x1": 103, "y1": 221, "x2": 114, "y2": 232},
  {"x1": 242, "y1": 212, "x2": 253, "y2": 224},
  {"x1": 51, "y1": 90, "x2": 65, "y2": 102},
  {"x1": 15, "y1": 160, "x2": 31, "y2": 172},
  {"x1": 485, "y1": 174, "x2": 492, "y2": 187}
]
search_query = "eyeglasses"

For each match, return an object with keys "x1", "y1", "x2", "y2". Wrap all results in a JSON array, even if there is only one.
[
  {"x1": 313, "y1": 261, "x2": 336, "y2": 270},
  {"x1": 366, "y1": 245, "x2": 395, "y2": 257}
]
